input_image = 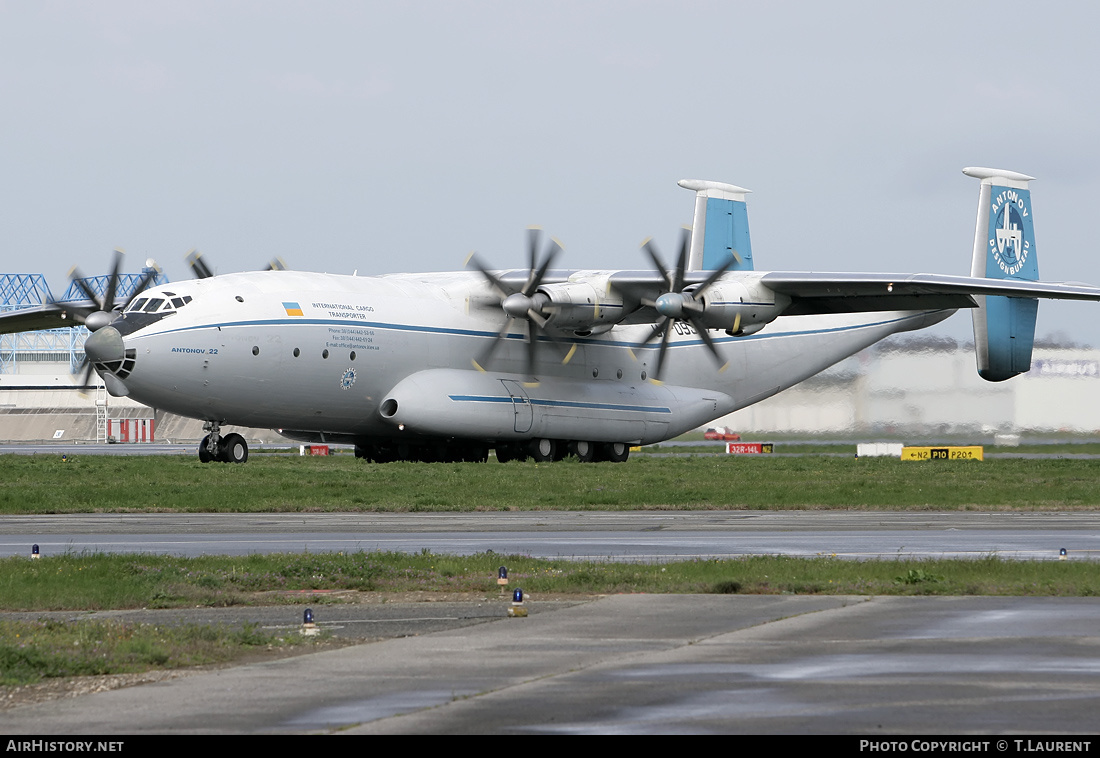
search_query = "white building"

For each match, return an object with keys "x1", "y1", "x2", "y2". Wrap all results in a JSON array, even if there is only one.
[{"x1": 715, "y1": 339, "x2": 1100, "y2": 435}]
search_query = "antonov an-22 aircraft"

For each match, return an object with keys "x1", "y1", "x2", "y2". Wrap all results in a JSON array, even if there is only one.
[{"x1": 4, "y1": 167, "x2": 1100, "y2": 464}]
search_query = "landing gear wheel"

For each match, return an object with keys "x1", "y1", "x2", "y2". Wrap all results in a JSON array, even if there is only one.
[
  {"x1": 529, "y1": 438, "x2": 557, "y2": 462},
  {"x1": 218, "y1": 433, "x2": 249, "y2": 464},
  {"x1": 600, "y1": 441, "x2": 630, "y2": 463},
  {"x1": 198, "y1": 435, "x2": 215, "y2": 463},
  {"x1": 567, "y1": 440, "x2": 597, "y2": 462}
]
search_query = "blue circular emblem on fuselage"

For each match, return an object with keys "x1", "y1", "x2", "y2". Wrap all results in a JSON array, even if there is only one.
[{"x1": 341, "y1": 368, "x2": 356, "y2": 390}]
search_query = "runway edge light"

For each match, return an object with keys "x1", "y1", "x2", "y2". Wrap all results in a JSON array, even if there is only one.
[
  {"x1": 508, "y1": 588, "x2": 528, "y2": 618},
  {"x1": 1060, "y1": 548, "x2": 1068, "y2": 560},
  {"x1": 301, "y1": 607, "x2": 320, "y2": 636},
  {"x1": 31, "y1": 544, "x2": 40, "y2": 560},
  {"x1": 498, "y1": 566, "x2": 508, "y2": 586}
]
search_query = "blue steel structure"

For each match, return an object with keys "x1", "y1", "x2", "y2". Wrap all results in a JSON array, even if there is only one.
[{"x1": 0, "y1": 268, "x2": 169, "y2": 374}]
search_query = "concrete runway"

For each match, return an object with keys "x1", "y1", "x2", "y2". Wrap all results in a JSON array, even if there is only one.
[
  {"x1": 3, "y1": 594, "x2": 1100, "y2": 734},
  {"x1": 4, "y1": 511, "x2": 1099, "y2": 561}
]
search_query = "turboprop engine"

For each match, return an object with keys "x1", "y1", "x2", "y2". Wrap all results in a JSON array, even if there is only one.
[
  {"x1": 535, "y1": 276, "x2": 624, "y2": 334},
  {"x1": 688, "y1": 277, "x2": 790, "y2": 336}
]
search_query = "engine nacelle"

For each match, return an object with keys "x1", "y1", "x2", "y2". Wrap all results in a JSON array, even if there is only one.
[
  {"x1": 536, "y1": 279, "x2": 624, "y2": 333},
  {"x1": 690, "y1": 279, "x2": 789, "y2": 335}
]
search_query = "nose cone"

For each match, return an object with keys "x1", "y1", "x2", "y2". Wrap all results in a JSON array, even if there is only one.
[{"x1": 83, "y1": 325, "x2": 125, "y2": 364}]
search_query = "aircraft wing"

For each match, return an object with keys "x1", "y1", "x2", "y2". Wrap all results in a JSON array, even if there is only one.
[
  {"x1": 759, "y1": 272, "x2": 1100, "y2": 315},
  {"x1": 0, "y1": 302, "x2": 93, "y2": 334}
]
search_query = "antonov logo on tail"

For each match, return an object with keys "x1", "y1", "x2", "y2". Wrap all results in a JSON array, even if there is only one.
[{"x1": 990, "y1": 189, "x2": 1030, "y2": 276}]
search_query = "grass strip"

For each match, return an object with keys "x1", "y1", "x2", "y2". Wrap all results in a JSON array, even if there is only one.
[
  {"x1": 2, "y1": 552, "x2": 1098, "y2": 612},
  {"x1": 0, "y1": 617, "x2": 320, "y2": 687},
  {"x1": 4, "y1": 454, "x2": 1100, "y2": 512}
]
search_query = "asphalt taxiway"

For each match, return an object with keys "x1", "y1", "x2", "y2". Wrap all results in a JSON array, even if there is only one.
[{"x1": 3, "y1": 594, "x2": 1100, "y2": 734}]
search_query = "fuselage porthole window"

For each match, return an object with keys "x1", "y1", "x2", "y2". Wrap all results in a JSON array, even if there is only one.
[
  {"x1": 293, "y1": 348, "x2": 301, "y2": 358},
  {"x1": 322, "y1": 349, "x2": 329, "y2": 359}
]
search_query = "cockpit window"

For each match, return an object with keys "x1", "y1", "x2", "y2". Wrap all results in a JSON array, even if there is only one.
[
  {"x1": 128, "y1": 298, "x2": 148, "y2": 312},
  {"x1": 171, "y1": 295, "x2": 192, "y2": 308},
  {"x1": 143, "y1": 298, "x2": 165, "y2": 312}
]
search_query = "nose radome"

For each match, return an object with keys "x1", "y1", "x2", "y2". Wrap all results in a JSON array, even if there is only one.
[{"x1": 83, "y1": 325, "x2": 125, "y2": 364}]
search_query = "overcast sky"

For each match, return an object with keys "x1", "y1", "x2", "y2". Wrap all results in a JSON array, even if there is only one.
[{"x1": 3, "y1": 1, "x2": 1099, "y2": 345}]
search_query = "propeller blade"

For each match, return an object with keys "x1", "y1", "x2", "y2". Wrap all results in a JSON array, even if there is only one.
[
  {"x1": 102, "y1": 249, "x2": 124, "y2": 312},
  {"x1": 690, "y1": 317, "x2": 726, "y2": 368},
  {"x1": 473, "y1": 317, "x2": 516, "y2": 371},
  {"x1": 524, "y1": 237, "x2": 560, "y2": 297},
  {"x1": 654, "y1": 321, "x2": 673, "y2": 380},
  {"x1": 642, "y1": 239, "x2": 673, "y2": 291},
  {"x1": 67, "y1": 266, "x2": 102, "y2": 310},
  {"x1": 641, "y1": 316, "x2": 670, "y2": 345},
  {"x1": 264, "y1": 257, "x2": 287, "y2": 272},
  {"x1": 75, "y1": 355, "x2": 98, "y2": 395},
  {"x1": 525, "y1": 321, "x2": 538, "y2": 379},
  {"x1": 186, "y1": 249, "x2": 214, "y2": 279},
  {"x1": 672, "y1": 228, "x2": 689, "y2": 293},
  {"x1": 527, "y1": 227, "x2": 541, "y2": 275},
  {"x1": 466, "y1": 252, "x2": 513, "y2": 298},
  {"x1": 695, "y1": 256, "x2": 734, "y2": 297}
]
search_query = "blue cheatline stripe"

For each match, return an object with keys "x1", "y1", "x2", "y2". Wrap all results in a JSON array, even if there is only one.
[
  {"x1": 143, "y1": 309, "x2": 942, "y2": 351},
  {"x1": 448, "y1": 394, "x2": 672, "y2": 414}
]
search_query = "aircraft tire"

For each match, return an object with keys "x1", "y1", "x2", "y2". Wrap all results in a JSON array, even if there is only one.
[
  {"x1": 354, "y1": 444, "x2": 374, "y2": 460},
  {"x1": 219, "y1": 433, "x2": 249, "y2": 464},
  {"x1": 567, "y1": 440, "x2": 597, "y2": 462},
  {"x1": 529, "y1": 438, "x2": 557, "y2": 462},
  {"x1": 601, "y1": 441, "x2": 630, "y2": 463},
  {"x1": 198, "y1": 435, "x2": 215, "y2": 463}
]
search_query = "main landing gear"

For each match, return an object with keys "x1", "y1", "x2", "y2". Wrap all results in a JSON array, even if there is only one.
[
  {"x1": 198, "y1": 422, "x2": 249, "y2": 464},
  {"x1": 494, "y1": 439, "x2": 629, "y2": 463}
]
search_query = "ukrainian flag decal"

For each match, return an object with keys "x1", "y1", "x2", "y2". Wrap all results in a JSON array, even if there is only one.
[{"x1": 283, "y1": 302, "x2": 303, "y2": 316}]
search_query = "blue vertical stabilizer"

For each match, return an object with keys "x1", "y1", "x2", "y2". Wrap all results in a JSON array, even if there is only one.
[
  {"x1": 679, "y1": 179, "x2": 754, "y2": 272},
  {"x1": 964, "y1": 167, "x2": 1039, "y2": 382}
]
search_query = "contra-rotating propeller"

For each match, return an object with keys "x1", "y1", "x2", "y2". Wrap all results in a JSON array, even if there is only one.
[
  {"x1": 465, "y1": 228, "x2": 569, "y2": 380},
  {"x1": 186, "y1": 248, "x2": 288, "y2": 279},
  {"x1": 61, "y1": 249, "x2": 160, "y2": 387},
  {"x1": 636, "y1": 228, "x2": 732, "y2": 381}
]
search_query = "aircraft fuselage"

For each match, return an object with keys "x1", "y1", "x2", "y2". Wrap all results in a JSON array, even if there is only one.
[{"x1": 99, "y1": 269, "x2": 951, "y2": 449}]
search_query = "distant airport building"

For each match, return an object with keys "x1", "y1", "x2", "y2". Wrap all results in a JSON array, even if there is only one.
[{"x1": 717, "y1": 336, "x2": 1100, "y2": 435}]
